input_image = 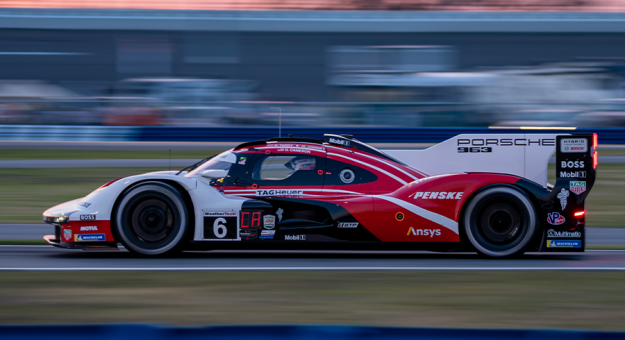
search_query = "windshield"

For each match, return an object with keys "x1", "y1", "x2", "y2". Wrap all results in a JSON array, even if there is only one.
[{"x1": 186, "y1": 151, "x2": 236, "y2": 177}]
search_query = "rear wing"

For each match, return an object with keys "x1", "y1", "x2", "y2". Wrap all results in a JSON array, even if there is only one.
[{"x1": 385, "y1": 133, "x2": 597, "y2": 188}]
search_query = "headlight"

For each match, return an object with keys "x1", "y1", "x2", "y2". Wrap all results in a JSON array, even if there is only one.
[{"x1": 43, "y1": 210, "x2": 77, "y2": 224}]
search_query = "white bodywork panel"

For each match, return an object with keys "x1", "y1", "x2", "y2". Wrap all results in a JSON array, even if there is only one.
[
  {"x1": 43, "y1": 170, "x2": 247, "y2": 242},
  {"x1": 385, "y1": 133, "x2": 568, "y2": 187}
]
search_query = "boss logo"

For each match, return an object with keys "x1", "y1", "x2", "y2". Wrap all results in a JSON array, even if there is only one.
[
  {"x1": 457, "y1": 139, "x2": 555, "y2": 147},
  {"x1": 79, "y1": 214, "x2": 96, "y2": 221},
  {"x1": 561, "y1": 160, "x2": 585, "y2": 169}
]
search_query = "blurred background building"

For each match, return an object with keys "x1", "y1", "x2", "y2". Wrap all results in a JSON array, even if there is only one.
[{"x1": 0, "y1": 2, "x2": 624, "y2": 127}]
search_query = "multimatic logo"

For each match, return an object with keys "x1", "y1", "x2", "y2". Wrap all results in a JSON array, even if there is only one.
[
  {"x1": 457, "y1": 138, "x2": 555, "y2": 153},
  {"x1": 548, "y1": 229, "x2": 582, "y2": 238}
]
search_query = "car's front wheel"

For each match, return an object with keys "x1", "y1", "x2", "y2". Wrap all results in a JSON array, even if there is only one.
[
  {"x1": 463, "y1": 186, "x2": 537, "y2": 258},
  {"x1": 115, "y1": 181, "x2": 189, "y2": 256}
]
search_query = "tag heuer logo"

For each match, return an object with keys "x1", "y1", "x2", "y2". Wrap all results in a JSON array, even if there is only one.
[
  {"x1": 63, "y1": 229, "x2": 72, "y2": 241},
  {"x1": 570, "y1": 181, "x2": 586, "y2": 195}
]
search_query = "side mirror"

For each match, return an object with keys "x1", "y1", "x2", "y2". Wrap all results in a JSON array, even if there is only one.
[{"x1": 201, "y1": 169, "x2": 228, "y2": 179}]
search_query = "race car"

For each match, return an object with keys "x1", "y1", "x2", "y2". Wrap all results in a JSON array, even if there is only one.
[{"x1": 42, "y1": 132, "x2": 597, "y2": 258}]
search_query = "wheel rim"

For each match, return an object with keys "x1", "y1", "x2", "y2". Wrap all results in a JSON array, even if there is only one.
[
  {"x1": 120, "y1": 189, "x2": 183, "y2": 251},
  {"x1": 470, "y1": 194, "x2": 530, "y2": 252},
  {"x1": 131, "y1": 199, "x2": 173, "y2": 242}
]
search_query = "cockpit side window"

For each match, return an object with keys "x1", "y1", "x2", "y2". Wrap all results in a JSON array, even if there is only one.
[{"x1": 252, "y1": 155, "x2": 317, "y2": 181}]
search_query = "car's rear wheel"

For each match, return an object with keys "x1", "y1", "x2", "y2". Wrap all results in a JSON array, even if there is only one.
[
  {"x1": 463, "y1": 186, "x2": 537, "y2": 258},
  {"x1": 115, "y1": 181, "x2": 189, "y2": 256}
]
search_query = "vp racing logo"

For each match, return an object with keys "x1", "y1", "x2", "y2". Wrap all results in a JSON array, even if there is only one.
[
  {"x1": 547, "y1": 212, "x2": 566, "y2": 225},
  {"x1": 407, "y1": 227, "x2": 441, "y2": 238}
]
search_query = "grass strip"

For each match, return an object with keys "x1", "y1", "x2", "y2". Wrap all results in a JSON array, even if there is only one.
[
  {"x1": 0, "y1": 167, "x2": 163, "y2": 224},
  {"x1": 0, "y1": 271, "x2": 625, "y2": 330}
]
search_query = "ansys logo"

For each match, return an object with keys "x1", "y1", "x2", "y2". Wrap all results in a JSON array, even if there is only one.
[{"x1": 407, "y1": 227, "x2": 441, "y2": 238}]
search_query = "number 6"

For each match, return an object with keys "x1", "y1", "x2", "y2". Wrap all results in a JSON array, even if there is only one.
[{"x1": 213, "y1": 218, "x2": 227, "y2": 238}]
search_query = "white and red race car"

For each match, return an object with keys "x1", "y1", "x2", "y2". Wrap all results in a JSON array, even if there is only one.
[{"x1": 43, "y1": 133, "x2": 597, "y2": 258}]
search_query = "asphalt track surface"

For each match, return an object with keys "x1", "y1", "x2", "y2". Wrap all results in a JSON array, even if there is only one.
[{"x1": 3, "y1": 246, "x2": 625, "y2": 271}]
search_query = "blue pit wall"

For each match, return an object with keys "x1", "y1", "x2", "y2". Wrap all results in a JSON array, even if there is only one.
[{"x1": 1, "y1": 325, "x2": 625, "y2": 340}]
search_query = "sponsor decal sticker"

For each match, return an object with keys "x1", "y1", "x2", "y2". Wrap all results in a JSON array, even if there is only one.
[
  {"x1": 284, "y1": 235, "x2": 306, "y2": 241},
  {"x1": 256, "y1": 189, "x2": 304, "y2": 196},
  {"x1": 276, "y1": 208, "x2": 284, "y2": 221},
  {"x1": 340, "y1": 169, "x2": 355, "y2": 184},
  {"x1": 548, "y1": 229, "x2": 582, "y2": 238},
  {"x1": 338, "y1": 222, "x2": 359, "y2": 228},
  {"x1": 80, "y1": 226, "x2": 98, "y2": 231},
  {"x1": 547, "y1": 240, "x2": 582, "y2": 248},
  {"x1": 80, "y1": 202, "x2": 91, "y2": 208},
  {"x1": 74, "y1": 234, "x2": 105, "y2": 242},
  {"x1": 328, "y1": 137, "x2": 350, "y2": 147},
  {"x1": 561, "y1": 160, "x2": 585, "y2": 169},
  {"x1": 79, "y1": 214, "x2": 96, "y2": 221},
  {"x1": 560, "y1": 171, "x2": 587, "y2": 179},
  {"x1": 407, "y1": 227, "x2": 441, "y2": 238},
  {"x1": 63, "y1": 229, "x2": 72, "y2": 241},
  {"x1": 556, "y1": 188, "x2": 569, "y2": 210},
  {"x1": 238, "y1": 157, "x2": 247, "y2": 165},
  {"x1": 547, "y1": 212, "x2": 566, "y2": 225},
  {"x1": 570, "y1": 181, "x2": 586, "y2": 195},
  {"x1": 414, "y1": 192, "x2": 463, "y2": 199},
  {"x1": 260, "y1": 230, "x2": 275, "y2": 239},
  {"x1": 204, "y1": 212, "x2": 237, "y2": 217},
  {"x1": 561, "y1": 138, "x2": 588, "y2": 153},
  {"x1": 263, "y1": 215, "x2": 276, "y2": 229},
  {"x1": 240, "y1": 231, "x2": 257, "y2": 238}
]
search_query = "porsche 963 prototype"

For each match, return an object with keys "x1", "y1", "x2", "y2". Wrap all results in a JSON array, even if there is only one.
[{"x1": 43, "y1": 132, "x2": 597, "y2": 258}]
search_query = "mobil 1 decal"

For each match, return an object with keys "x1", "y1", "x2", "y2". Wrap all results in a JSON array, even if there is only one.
[{"x1": 203, "y1": 211, "x2": 238, "y2": 240}]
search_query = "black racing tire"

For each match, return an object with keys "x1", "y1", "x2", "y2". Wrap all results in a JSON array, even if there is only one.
[
  {"x1": 115, "y1": 181, "x2": 189, "y2": 256},
  {"x1": 463, "y1": 186, "x2": 537, "y2": 258}
]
